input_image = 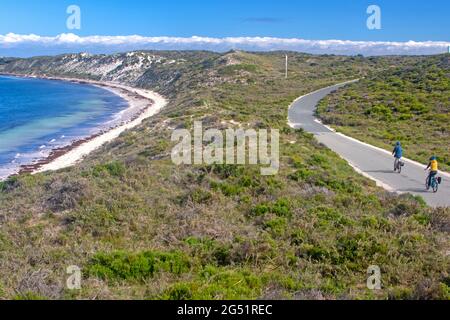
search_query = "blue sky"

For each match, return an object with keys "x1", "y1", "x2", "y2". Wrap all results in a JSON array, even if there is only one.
[
  {"x1": 0, "y1": 0, "x2": 449, "y2": 57},
  {"x1": 1, "y1": 0, "x2": 448, "y2": 41}
]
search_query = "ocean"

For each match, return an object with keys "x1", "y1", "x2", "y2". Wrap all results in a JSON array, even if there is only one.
[{"x1": 0, "y1": 75, "x2": 129, "y2": 179}]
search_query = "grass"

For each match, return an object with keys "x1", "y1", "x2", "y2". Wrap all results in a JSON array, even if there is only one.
[
  {"x1": 0, "y1": 51, "x2": 448, "y2": 300},
  {"x1": 317, "y1": 54, "x2": 450, "y2": 171},
  {"x1": 86, "y1": 250, "x2": 191, "y2": 282}
]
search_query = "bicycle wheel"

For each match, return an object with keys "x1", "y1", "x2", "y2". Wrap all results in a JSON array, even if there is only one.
[
  {"x1": 433, "y1": 179, "x2": 439, "y2": 193},
  {"x1": 425, "y1": 177, "x2": 430, "y2": 190}
]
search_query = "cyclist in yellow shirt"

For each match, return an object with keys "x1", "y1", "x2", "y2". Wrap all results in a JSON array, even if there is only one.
[{"x1": 425, "y1": 156, "x2": 438, "y2": 189}]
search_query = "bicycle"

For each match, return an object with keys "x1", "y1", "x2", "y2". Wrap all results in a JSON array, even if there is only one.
[
  {"x1": 394, "y1": 158, "x2": 404, "y2": 173},
  {"x1": 426, "y1": 174, "x2": 441, "y2": 193}
]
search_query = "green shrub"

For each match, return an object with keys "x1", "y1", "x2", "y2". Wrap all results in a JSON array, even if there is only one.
[
  {"x1": 288, "y1": 168, "x2": 314, "y2": 181},
  {"x1": 413, "y1": 213, "x2": 431, "y2": 226},
  {"x1": 238, "y1": 175, "x2": 260, "y2": 188},
  {"x1": 439, "y1": 282, "x2": 450, "y2": 300},
  {"x1": 366, "y1": 104, "x2": 392, "y2": 120},
  {"x1": 86, "y1": 250, "x2": 191, "y2": 282},
  {"x1": 290, "y1": 230, "x2": 306, "y2": 245},
  {"x1": 211, "y1": 181, "x2": 243, "y2": 196},
  {"x1": 163, "y1": 283, "x2": 193, "y2": 300},
  {"x1": 252, "y1": 198, "x2": 292, "y2": 217},
  {"x1": 0, "y1": 175, "x2": 20, "y2": 192},
  {"x1": 92, "y1": 161, "x2": 126, "y2": 177},
  {"x1": 308, "y1": 154, "x2": 330, "y2": 168},
  {"x1": 253, "y1": 204, "x2": 270, "y2": 216},
  {"x1": 13, "y1": 292, "x2": 47, "y2": 300},
  {"x1": 317, "y1": 177, "x2": 362, "y2": 194},
  {"x1": 399, "y1": 113, "x2": 413, "y2": 121},
  {"x1": 158, "y1": 268, "x2": 264, "y2": 300},
  {"x1": 213, "y1": 245, "x2": 232, "y2": 266},
  {"x1": 312, "y1": 206, "x2": 354, "y2": 227},
  {"x1": 388, "y1": 287, "x2": 414, "y2": 300},
  {"x1": 361, "y1": 215, "x2": 390, "y2": 229},
  {"x1": 184, "y1": 237, "x2": 216, "y2": 250},
  {"x1": 299, "y1": 243, "x2": 330, "y2": 261},
  {"x1": 271, "y1": 198, "x2": 291, "y2": 217},
  {"x1": 264, "y1": 217, "x2": 288, "y2": 236},
  {"x1": 334, "y1": 234, "x2": 387, "y2": 265},
  {"x1": 210, "y1": 164, "x2": 243, "y2": 179},
  {"x1": 190, "y1": 188, "x2": 213, "y2": 204}
]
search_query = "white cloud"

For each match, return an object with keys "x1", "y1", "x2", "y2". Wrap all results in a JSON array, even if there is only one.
[{"x1": 0, "y1": 33, "x2": 449, "y2": 57}]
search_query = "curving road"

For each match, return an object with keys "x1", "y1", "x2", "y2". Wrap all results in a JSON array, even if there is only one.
[{"x1": 288, "y1": 81, "x2": 450, "y2": 207}]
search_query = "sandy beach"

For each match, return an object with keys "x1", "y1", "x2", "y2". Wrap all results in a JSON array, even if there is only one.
[{"x1": 0, "y1": 74, "x2": 167, "y2": 176}]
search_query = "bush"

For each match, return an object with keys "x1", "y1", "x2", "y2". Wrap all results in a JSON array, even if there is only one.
[
  {"x1": 288, "y1": 168, "x2": 314, "y2": 181},
  {"x1": 209, "y1": 164, "x2": 243, "y2": 179},
  {"x1": 211, "y1": 181, "x2": 243, "y2": 197},
  {"x1": 413, "y1": 213, "x2": 431, "y2": 226},
  {"x1": 0, "y1": 176, "x2": 20, "y2": 192},
  {"x1": 252, "y1": 198, "x2": 292, "y2": 217},
  {"x1": 184, "y1": 237, "x2": 234, "y2": 266},
  {"x1": 45, "y1": 177, "x2": 89, "y2": 212},
  {"x1": 290, "y1": 230, "x2": 306, "y2": 245},
  {"x1": 264, "y1": 217, "x2": 288, "y2": 236},
  {"x1": 92, "y1": 161, "x2": 126, "y2": 177},
  {"x1": 13, "y1": 292, "x2": 47, "y2": 300},
  {"x1": 158, "y1": 268, "x2": 264, "y2": 300},
  {"x1": 190, "y1": 188, "x2": 213, "y2": 204},
  {"x1": 308, "y1": 154, "x2": 330, "y2": 169},
  {"x1": 86, "y1": 250, "x2": 191, "y2": 282},
  {"x1": 312, "y1": 206, "x2": 353, "y2": 227},
  {"x1": 299, "y1": 243, "x2": 330, "y2": 261},
  {"x1": 162, "y1": 283, "x2": 193, "y2": 300},
  {"x1": 366, "y1": 104, "x2": 392, "y2": 120}
]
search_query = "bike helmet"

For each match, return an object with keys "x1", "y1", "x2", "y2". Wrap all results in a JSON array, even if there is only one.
[
  {"x1": 430, "y1": 156, "x2": 437, "y2": 161},
  {"x1": 396, "y1": 141, "x2": 401, "y2": 146}
]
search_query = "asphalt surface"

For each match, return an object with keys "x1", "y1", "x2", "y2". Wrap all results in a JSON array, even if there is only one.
[{"x1": 288, "y1": 81, "x2": 450, "y2": 207}]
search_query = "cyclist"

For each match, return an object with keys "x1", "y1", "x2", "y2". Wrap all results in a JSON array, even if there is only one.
[
  {"x1": 425, "y1": 156, "x2": 439, "y2": 189},
  {"x1": 392, "y1": 141, "x2": 403, "y2": 171}
]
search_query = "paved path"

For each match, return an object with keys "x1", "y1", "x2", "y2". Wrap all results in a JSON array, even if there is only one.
[{"x1": 288, "y1": 81, "x2": 450, "y2": 207}]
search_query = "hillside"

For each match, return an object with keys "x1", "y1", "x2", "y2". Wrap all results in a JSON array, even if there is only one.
[
  {"x1": 0, "y1": 51, "x2": 448, "y2": 300},
  {"x1": 317, "y1": 54, "x2": 450, "y2": 171}
]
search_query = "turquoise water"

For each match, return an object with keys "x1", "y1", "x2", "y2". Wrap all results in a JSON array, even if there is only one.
[{"x1": 0, "y1": 75, "x2": 128, "y2": 179}]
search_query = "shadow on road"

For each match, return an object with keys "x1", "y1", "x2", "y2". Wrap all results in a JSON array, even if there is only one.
[
  {"x1": 365, "y1": 170, "x2": 396, "y2": 174},
  {"x1": 398, "y1": 188, "x2": 430, "y2": 194}
]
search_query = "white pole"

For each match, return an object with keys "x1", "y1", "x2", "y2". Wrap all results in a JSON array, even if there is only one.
[{"x1": 285, "y1": 55, "x2": 288, "y2": 79}]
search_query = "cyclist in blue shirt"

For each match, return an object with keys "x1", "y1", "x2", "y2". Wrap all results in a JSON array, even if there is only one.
[{"x1": 392, "y1": 142, "x2": 403, "y2": 172}]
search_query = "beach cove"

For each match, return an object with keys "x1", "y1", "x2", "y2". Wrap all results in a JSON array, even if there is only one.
[{"x1": 0, "y1": 74, "x2": 167, "y2": 179}]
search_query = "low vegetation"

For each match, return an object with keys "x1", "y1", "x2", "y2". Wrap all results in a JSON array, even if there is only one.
[
  {"x1": 0, "y1": 51, "x2": 448, "y2": 300},
  {"x1": 318, "y1": 54, "x2": 450, "y2": 171}
]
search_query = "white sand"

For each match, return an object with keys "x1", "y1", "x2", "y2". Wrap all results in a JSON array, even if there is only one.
[{"x1": 34, "y1": 80, "x2": 167, "y2": 173}]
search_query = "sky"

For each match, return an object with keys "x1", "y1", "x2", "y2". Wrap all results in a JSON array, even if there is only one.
[{"x1": 0, "y1": 0, "x2": 449, "y2": 57}]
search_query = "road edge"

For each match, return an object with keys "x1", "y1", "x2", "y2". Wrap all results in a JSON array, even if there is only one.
[{"x1": 287, "y1": 80, "x2": 450, "y2": 194}]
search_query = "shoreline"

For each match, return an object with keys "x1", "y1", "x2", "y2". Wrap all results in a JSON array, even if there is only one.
[{"x1": 0, "y1": 73, "x2": 168, "y2": 177}]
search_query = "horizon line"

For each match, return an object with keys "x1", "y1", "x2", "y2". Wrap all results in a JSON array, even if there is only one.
[{"x1": 1, "y1": 33, "x2": 449, "y2": 57}]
